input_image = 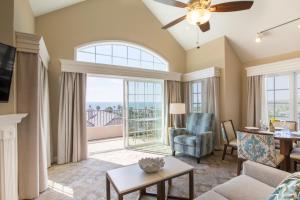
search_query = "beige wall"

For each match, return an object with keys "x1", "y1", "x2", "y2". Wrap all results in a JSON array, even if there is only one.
[
  {"x1": 14, "y1": 0, "x2": 35, "y2": 34},
  {"x1": 87, "y1": 125, "x2": 123, "y2": 141},
  {"x1": 241, "y1": 50, "x2": 300, "y2": 126},
  {"x1": 186, "y1": 36, "x2": 242, "y2": 128},
  {"x1": 0, "y1": 0, "x2": 15, "y2": 115},
  {"x1": 35, "y1": 0, "x2": 186, "y2": 157},
  {"x1": 186, "y1": 37, "x2": 226, "y2": 72},
  {"x1": 224, "y1": 39, "x2": 242, "y2": 128},
  {"x1": 0, "y1": 0, "x2": 35, "y2": 115},
  {"x1": 0, "y1": 0, "x2": 14, "y2": 46}
]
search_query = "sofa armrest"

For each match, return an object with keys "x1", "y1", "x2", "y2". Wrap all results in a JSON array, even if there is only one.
[{"x1": 243, "y1": 160, "x2": 290, "y2": 187}]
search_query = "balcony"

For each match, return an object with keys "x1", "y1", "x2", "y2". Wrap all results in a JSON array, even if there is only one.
[
  {"x1": 86, "y1": 108, "x2": 162, "y2": 144},
  {"x1": 86, "y1": 109, "x2": 123, "y2": 141}
]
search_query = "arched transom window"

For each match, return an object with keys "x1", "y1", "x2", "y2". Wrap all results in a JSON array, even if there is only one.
[{"x1": 76, "y1": 41, "x2": 168, "y2": 71}]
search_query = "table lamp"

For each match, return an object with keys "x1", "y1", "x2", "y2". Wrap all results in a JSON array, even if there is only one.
[{"x1": 170, "y1": 103, "x2": 186, "y2": 128}]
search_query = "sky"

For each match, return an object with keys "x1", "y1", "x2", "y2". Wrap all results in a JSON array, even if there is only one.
[{"x1": 86, "y1": 76, "x2": 123, "y2": 102}]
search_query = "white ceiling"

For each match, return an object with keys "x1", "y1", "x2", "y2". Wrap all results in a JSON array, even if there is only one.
[
  {"x1": 29, "y1": 0, "x2": 86, "y2": 17},
  {"x1": 28, "y1": 0, "x2": 300, "y2": 62},
  {"x1": 143, "y1": 0, "x2": 300, "y2": 62}
]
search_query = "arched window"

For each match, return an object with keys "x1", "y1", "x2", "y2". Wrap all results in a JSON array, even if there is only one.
[{"x1": 76, "y1": 41, "x2": 168, "y2": 71}]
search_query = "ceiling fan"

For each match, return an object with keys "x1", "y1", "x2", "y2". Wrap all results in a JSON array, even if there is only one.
[{"x1": 154, "y1": 0, "x2": 254, "y2": 32}]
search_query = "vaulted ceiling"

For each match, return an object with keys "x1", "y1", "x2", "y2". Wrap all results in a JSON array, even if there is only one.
[
  {"x1": 29, "y1": 0, "x2": 86, "y2": 17},
  {"x1": 29, "y1": 0, "x2": 300, "y2": 62},
  {"x1": 143, "y1": 0, "x2": 300, "y2": 62}
]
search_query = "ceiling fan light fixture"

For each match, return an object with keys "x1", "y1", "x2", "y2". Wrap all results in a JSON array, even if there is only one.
[
  {"x1": 255, "y1": 33, "x2": 262, "y2": 43},
  {"x1": 186, "y1": 8, "x2": 211, "y2": 25}
]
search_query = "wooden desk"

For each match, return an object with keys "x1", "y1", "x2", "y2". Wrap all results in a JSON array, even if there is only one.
[{"x1": 241, "y1": 128, "x2": 300, "y2": 171}]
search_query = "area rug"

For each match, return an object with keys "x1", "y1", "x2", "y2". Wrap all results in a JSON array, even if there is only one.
[{"x1": 37, "y1": 149, "x2": 237, "y2": 200}]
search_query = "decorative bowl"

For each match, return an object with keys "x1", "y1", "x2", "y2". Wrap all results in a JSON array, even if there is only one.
[{"x1": 138, "y1": 157, "x2": 165, "y2": 173}]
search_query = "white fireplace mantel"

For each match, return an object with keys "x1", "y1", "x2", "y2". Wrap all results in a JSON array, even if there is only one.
[{"x1": 0, "y1": 113, "x2": 27, "y2": 200}]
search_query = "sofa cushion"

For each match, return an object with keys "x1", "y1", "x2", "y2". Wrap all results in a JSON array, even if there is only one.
[
  {"x1": 268, "y1": 172, "x2": 300, "y2": 200},
  {"x1": 195, "y1": 190, "x2": 228, "y2": 200},
  {"x1": 174, "y1": 135, "x2": 196, "y2": 146},
  {"x1": 213, "y1": 175, "x2": 275, "y2": 200}
]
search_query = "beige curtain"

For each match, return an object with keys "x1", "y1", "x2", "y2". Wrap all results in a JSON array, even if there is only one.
[
  {"x1": 247, "y1": 75, "x2": 263, "y2": 126},
  {"x1": 202, "y1": 77, "x2": 221, "y2": 148},
  {"x1": 182, "y1": 82, "x2": 191, "y2": 125},
  {"x1": 164, "y1": 80, "x2": 183, "y2": 144},
  {"x1": 57, "y1": 72, "x2": 87, "y2": 164},
  {"x1": 17, "y1": 53, "x2": 49, "y2": 199}
]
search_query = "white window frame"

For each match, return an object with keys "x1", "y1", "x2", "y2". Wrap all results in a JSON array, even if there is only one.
[
  {"x1": 264, "y1": 73, "x2": 293, "y2": 121},
  {"x1": 263, "y1": 72, "x2": 300, "y2": 126},
  {"x1": 191, "y1": 80, "x2": 203, "y2": 113},
  {"x1": 75, "y1": 41, "x2": 169, "y2": 72}
]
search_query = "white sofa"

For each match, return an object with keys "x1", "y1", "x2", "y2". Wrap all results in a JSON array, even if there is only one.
[{"x1": 195, "y1": 161, "x2": 290, "y2": 200}]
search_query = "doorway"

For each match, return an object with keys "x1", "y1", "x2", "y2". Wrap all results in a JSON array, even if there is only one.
[
  {"x1": 86, "y1": 76, "x2": 165, "y2": 154},
  {"x1": 86, "y1": 76, "x2": 124, "y2": 154}
]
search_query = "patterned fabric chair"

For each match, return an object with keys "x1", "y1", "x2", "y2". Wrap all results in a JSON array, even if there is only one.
[
  {"x1": 237, "y1": 132, "x2": 285, "y2": 175},
  {"x1": 221, "y1": 120, "x2": 238, "y2": 160},
  {"x1": 169, "y1": 113, "x2": 214, "y2": 163}
]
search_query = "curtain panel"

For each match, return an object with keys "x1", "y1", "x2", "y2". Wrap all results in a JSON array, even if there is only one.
[
  {"x1": 164, "y1": 80, "x2": 183, "y2": 145},
  {"x1": 202, "y1": 77, "x2": 221, "y2": 148},
  {"x1": 246, "y1": 75, "x2": 263, "y2": 127},
  {"x1": 57, "y1": 72, "x2": 87, "y2": 164},
  {"x1": 182, "y1": 82, "x2": 191, "y2": 125},
  {"x1": 17, "y1": 53, "x2": 50, "y2": 199}
]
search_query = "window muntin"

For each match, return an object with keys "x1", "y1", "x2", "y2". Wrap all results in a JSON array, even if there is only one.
[
  {"x1": 127, "y1": 80, "x2": 163, "y2": 146},
  {"x1": 76, "y1": 42, "x2": 168, "y2": 71},
  {"x1": 265, "y1": 75, "x2": 290, "y2": 121},
  {"x1": 297, "y1": 74, "x2": 300, "y2": 125},
  {"x1": 191, "y1": 81, "x2": 202, "y2": 113}
]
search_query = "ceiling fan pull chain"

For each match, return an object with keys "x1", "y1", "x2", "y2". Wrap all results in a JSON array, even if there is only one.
[{"x1": 196, "y1": 30, "x2": 200, "y2": 49}]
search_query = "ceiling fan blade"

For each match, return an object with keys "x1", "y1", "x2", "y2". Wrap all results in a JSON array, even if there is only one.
[
  {"x1": 209, "y1": 1, "x2": 254, "y2": 12},
  {"x1": 198, "y1": 21, "x2": 210, "y2": 32},
  {"x1": 154, "y1": 0, "x2": 187, "y2": 8},
  {"x1": 162, "y1": 15, "x2": 186, "y2": 29}
]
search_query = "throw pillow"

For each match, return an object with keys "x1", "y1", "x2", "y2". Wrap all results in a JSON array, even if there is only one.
[{"x1": 269, "y1": 172, "x2": 300, "y2": 200}]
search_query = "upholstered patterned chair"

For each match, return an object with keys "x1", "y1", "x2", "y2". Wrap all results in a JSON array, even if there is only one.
[
  {"x1": 237, "y1": 132, "x2": 284, "y2": 175},
  {"x1": 169, "y1": 113, "x2": 214, "y2": 163}
]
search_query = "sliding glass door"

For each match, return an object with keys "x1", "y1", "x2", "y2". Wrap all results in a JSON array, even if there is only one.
[{"x1": 124, "y1": 80, "x2": 164, "y2": 147}]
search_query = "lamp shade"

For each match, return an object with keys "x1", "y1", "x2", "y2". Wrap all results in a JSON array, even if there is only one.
[{"x1": 170, "y1": 103, "x2": 186, "y2": 114}]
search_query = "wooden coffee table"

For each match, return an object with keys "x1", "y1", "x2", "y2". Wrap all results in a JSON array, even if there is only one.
[{"x1": 106, "y1": 157, "x2": 194, "y2": 200}]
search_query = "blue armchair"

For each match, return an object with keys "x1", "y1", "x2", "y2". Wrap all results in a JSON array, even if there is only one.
[{"x1": 169, "y1": 113, "x2": 214, "y2": 163}]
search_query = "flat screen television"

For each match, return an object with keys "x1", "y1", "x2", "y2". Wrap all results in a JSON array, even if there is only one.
[{"x1": 0, "y1": 43, "x2": 16, "y2": 102}]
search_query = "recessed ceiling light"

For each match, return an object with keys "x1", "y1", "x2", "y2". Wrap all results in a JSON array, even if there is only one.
[{"x1": 298, "y1": 24, "x2": 300, "y2": 29}]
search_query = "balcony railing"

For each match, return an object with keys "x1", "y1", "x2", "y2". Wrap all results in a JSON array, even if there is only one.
[{"x1": 86, "y1": 109, "x2": 122, "y2": 127}]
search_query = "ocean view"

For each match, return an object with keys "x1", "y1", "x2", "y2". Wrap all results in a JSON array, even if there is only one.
[
  {"x1": 86, "y1": 102, "x2": 122, "y2": 110},
  {"x1": 86, "y1": 102, "x2": 162, "y2": 110}
]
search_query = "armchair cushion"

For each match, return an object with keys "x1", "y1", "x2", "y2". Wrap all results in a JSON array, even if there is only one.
[{"x1": 174, "y1": 135, "x2": 197, "y2": 146}]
